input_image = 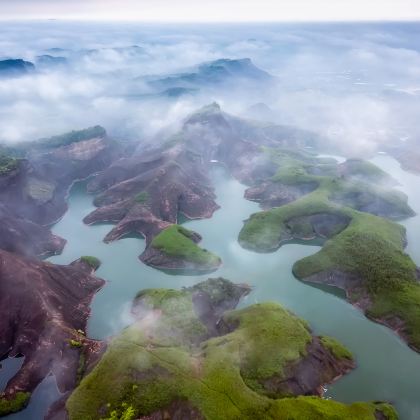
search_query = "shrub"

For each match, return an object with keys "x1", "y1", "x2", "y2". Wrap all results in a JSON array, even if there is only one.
[{"x1": 80, "y1": 256, "x2": 101, "y2": 270}]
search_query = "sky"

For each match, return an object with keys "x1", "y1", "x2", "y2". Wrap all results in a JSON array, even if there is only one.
[{"x1": 0, "y1": 0, "x2": 419, "y2": 22}]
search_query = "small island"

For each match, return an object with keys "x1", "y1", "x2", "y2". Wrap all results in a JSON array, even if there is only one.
[
  {"x1": 239, "y1": 147, "x2": 420, "y2": 352},
  {"x1": 66, "y1": 278, "x2": 396, "y2": 420},
  {"x1": 141, "y1": 225, "x2": 221, "y2": 272}
]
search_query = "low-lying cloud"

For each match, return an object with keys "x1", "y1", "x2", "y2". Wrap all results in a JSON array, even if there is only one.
[{"x1": 0, "y1": 21, "x2": 419, "y2": 156}]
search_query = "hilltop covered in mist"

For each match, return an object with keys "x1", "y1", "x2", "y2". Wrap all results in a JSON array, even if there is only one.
[{"x1": 1, "y1": 21, "x2": 420, "y2": 159}]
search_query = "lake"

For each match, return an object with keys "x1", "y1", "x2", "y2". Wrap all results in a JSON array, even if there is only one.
[{"x1": 4, "y1": 154, "x2": 420, "y2": 419}]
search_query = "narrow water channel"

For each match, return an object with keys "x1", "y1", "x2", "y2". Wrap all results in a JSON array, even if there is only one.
[{"x1": 5, "y1": 157, "x2": 420, "y2": 419}]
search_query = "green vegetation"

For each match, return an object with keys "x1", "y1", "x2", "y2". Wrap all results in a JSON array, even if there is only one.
[
  {"x1": 151, "y1": 225, "x2": 221, "y2": 268},
  {"x1": 33, "y1": 126, "x2": 106, "y2": 150},
  {"x1": 0, "y1": 126, "x2": 107, "y2": 157},
  {"x1": 0, "y1": 153, "x2": 19, "y2": 175},
  {"x1": 66, "y1": 281, "x2": 396, "y2": 420},
  {"x1": 76, "y1": 352, "x2": 87, "y2": 385},
  {"x1": 239, "y1": 147, "x2": 420, "y2": 350},
  {"x1": 105, "y1": 403, "x2": 136, "y2": 420},
  {"x1": 219, "y1": 303, "x2": 312, "y2": 395},
  {"x1": 134, "y1": 191, "x2": 149, "y2": 204},
  {"x1": 80, "y1": 256, "x2": 101, "y2": 270},
  {"x1": 0, "y1": 392, "x2": 31, "y2": 416},
  {"x1": 133, "y1": 287, "x2": 207, "y2": 345},
  {"x1": 190, "y1": 277, "x2": 250, "y2": 306},
  {"x1": 320, "y1": 336, "x2": 353, "y2": 361},
  {"x1": 330, "y1": 181, "x2": 413, "y2": 219},
  {"x1": 268, "y1": 397, "x2": 397, "y2": 420},
  {"x1": 70, "y1": 339, "x2": 83, "y2": 348},
  {"x1": 342, "y1": 158, "x2": 393, "y2": 184}
]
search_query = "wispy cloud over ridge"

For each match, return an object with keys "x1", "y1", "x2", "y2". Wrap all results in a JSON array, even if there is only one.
[{"x1": 0, "y1": 21, "x2": 420, "y2": 157}]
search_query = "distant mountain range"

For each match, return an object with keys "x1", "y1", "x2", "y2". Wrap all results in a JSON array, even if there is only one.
[
  {"x1": 35, "y1": 55, "x2": 67, "y2": 68},
  {"x1": 44, "y1": 44, "x2": 145, "y2": 58},
  {"x1": 0, "y1": 59, "x2": 35, "y2": 77},
  {"x1": 146, "y1": 58, "x2": 275, "y2": 92}
]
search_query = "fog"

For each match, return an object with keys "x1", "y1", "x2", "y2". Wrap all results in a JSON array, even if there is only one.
[{"x1": 1, "y1": 21, "x2": 420, "y2": 155}]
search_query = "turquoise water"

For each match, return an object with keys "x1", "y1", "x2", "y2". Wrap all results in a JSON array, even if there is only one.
[{"x1": 6, "y1": 157, "x2": 420, "y2": 419}]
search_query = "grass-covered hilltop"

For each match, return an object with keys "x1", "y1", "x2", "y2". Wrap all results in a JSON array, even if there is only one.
[
  {"x1": 141, "y1": 225, "x2": 221, "y2": 272},
  {"x1": 66, "y1": 278, "x2": 396, "y2": 420},
  {"x1": 239, "y1": 147, "x2": 420, "y2": 351}
]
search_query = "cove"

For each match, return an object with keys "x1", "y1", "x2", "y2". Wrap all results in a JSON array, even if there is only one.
[{"x1": 8, "y1": 158, "x2": 420, "y2": 419}]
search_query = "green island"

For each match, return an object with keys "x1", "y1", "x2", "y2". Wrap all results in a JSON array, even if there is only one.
[
  {"x1": 66, "y1": 278, "x2": 396, "y2": 420},
  {"x1": 239, "y1": 148, "x2": 420, "y2": 350},
  {"x1": 80, "y1": 256, "x2": 102, "y2": 270},
  {"x1": 0, "y1": 392, "x2": 31, "y2": 416},
  {"x1": 149, "y1": 225, "x2": 221, "y2": 269}
]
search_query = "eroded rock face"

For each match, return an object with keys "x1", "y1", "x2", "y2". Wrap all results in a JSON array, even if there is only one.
[
  {"x1": 0, "y1": 129, "x2": 120, "y2": 257},
  {"x1": 87, "y1": 145, "x2": 219, "y2": 229},
  {"x1": 83, "y1": 104, "x2": 318, "y2": 270},
  {"x1": 260, "y1": 337, "x2": 354, "y2": 397},
  {"x1": 14, "y1": 135, "x2": 119, "y2": 225},
  {"x1": 286, "y1": 213, "x2": 351, "y2": 240},
  {"x1": 299, "y1": 269, "x2": 364, "y2": 299},
  {"x1": 0, "y1": 203, "x2": 65, "y2": 257},
  {"x1": 330, "y1": 189, "x2": 415, "y2": 220},
  {"x1": 245, "y1": 181, "x2": 318, "y2": 209},
  {"x1": 83, "y1": 144, "x2": 221, "y2": 271},
  {"x1": 0, "y1": 249, "x2": 104, "y2": 413}
]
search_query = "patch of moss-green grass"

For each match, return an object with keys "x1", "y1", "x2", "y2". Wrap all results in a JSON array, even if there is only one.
[
  {"x1": 239, "y1": 189, "x2": 341, "y2": 251},
  {"x1": 69, "y1": 339, "x2": 83, "y2": 348},
  {"x1": 320, "y1": 336, "x2": 353, "y2": 361},
  {"x1": 239, "y1": 147, "x2": 420, "y2": 350},
  {"x1": 216, "y1": 303, "x2": 312, "y2": 395},
  {"x1": 291, "y1": 213, "x2": 420, "y2": 351},
  {"x1": 134, "y1": 191, "x2": 149, "y2": 204},
  {"x1": 367, "y1": 283, "x2": 420, "y2": 349},
  {"x1": 66, "y1": 287, "x2": 396, "y2": 420},
  {"x1": 0, "y1": 153, "x2": 19, "y2": 176},
  {"x1": 267, "y1": 397, "x2": 397, "y2": 420},
  {"x1": 76, "y1": 351, "x2": 86, "y2": 385},
  {"x1": 0, "y1": 392, "x2": 31, "y2": 416},
  {"x1": 134, "y1": 288, "x2": 207, "y2": 346},
  {"x1": 151, "y1": 225, "x2": 221, "y2": 267},
  {"x1": 80, "y1": 256, "x2": 101, "y2": 270}
]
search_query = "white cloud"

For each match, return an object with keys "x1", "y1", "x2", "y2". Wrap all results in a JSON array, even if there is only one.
[
  {"x1": 0, "y1": 21, "x2": 419, "y2": 158},
  {"x1": 1, "y1": 0, "x2": 419, "y2": 22}
]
